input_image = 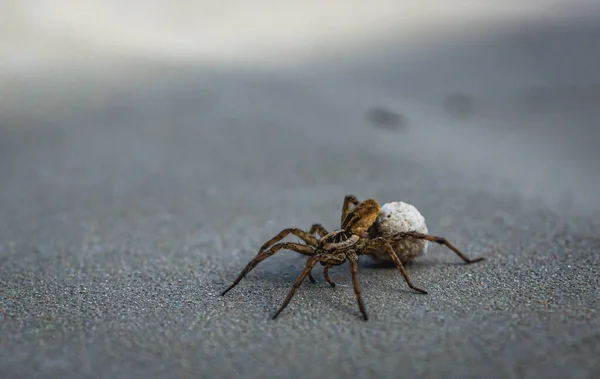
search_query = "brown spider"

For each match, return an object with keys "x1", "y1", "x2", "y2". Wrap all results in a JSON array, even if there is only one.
[{"x1": 221, "y1": 195, "x2": 484, "y2": 320}]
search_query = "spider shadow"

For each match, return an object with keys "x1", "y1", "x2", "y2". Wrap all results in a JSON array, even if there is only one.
[
  {"x1": 222, "y1": 253, "x2": 478, "y2": 319},
  {"x1": 227, "y1": 267, "x2": 369, "y2": 318},
  {"x1": 306, "y1": 261, "x2": 436, "y2": 319},
  {"x1": 242, "y1": 268, "x2": 381, "y2": 320},
  {"x1": 358, "y1": 256, "x2": 429, "y2": 271},
  {"x1": 357, "y1": 258, "x2": 433, "y2": 294}
]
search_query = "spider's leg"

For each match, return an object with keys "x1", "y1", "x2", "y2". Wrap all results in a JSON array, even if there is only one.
[
  {"x1": 305, "y1": 224, "x2": 328, "y2": 284},
  {"x1": 308, "y1": 223, "x2": 329, "y2": 238},
  {"x1": 391, "y1": 231, "x2": 485, "y2": 264},
  {"x1": 221, "y1": 242, "x2": 315, "y2": 296},
  {"x1": 249, "y1": 227, "x2": 319, "y2": 284},
  {"x1": 341, "y1": 195, "x2": 360, "y2": 226},
  {"x1": 323, "y1": 265, "x2": 336, "y2": 288},
  {"x1": 362, "y1": 237, "x2": 428, "y2": 294},
  {"x1": 257, "y1": 228, "x2": 319, "y2": 256},
  {"x1": 272, "y1": 255, "x2": 321, "y2": 319},
  {"x1": 348, "y1": 254, "x2": 368, "y2": 320}
]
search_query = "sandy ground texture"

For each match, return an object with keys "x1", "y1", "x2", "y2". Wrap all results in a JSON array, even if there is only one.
[{"x1": 2, "y1": 3, "x2": 600, "y2": 379}]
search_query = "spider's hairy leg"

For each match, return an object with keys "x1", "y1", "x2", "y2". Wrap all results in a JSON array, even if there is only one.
[
  {"x1": 323, "y1": 265, "x2": 336, "y2": 287},
  {"x1": 308, "y1": 223, "x2": 329, "y2": 238},
  {"x1": 258, "y1": 228, "x2": 319, "y2": 254},
  {"x1": 362, "y1": 237, "x2": 428, "y2": 294},
  {"x1": 341, "y1": 195, "x2": 360, "y2": 226},
  {"x1": 249, "y1": 227, "x2": 319, "y2": 283},
  {"x1": 348, "y1": 253, "x2": 368, "y2": 320},
  {"x1": 308, "y1": 224, "x2": 331, "y2": 284},
  {"x1": 220, "y1": 242, "x2": 315, "y2": 296},
  {"x1": 272, "y1": 255, "x2": 321, "y2": 319},
  {"x1": 391, "y1": 231, "x2": 485, "y2": 264}
]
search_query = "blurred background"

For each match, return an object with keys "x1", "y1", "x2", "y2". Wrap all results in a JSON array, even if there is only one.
[
  {"x1": 2, "y1": 1, "x2": 599, "y2": 215},
  {"x1": 2, "y1": 1, "x2": 600, "y2": 258}
]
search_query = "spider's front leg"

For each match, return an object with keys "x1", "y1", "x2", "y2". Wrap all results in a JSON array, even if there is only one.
[
  {"x1": 239, "y1": 226, "x2": 321, "y2": 285},
  {"x1": 390, "y1": 231, "x2": 485, "y2": 264},
  {"x1": 272, "y1": 255, "x2": 321, "y2": 319},
  {"x1": 258, "y1": 228, "x2": 320, "y2": 253},
  {"x1": 309, "y1": 223, "x2": 329, "y2": 238},
  {"x1": 361, "y1": 237, "x2": 428, "y2": 294},
  {"x1": 221, "y1": 242, "x2": 315, "y2": 296}
]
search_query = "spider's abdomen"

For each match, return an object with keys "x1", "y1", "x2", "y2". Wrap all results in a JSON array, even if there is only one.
[{"x1": 320, "y1": 229, "x2": 359, "y2": 251}]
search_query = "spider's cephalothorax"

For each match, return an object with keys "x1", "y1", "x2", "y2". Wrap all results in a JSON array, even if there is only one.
[{"x1": 221, "y1": 195, "x2": 484, "y2": 320}]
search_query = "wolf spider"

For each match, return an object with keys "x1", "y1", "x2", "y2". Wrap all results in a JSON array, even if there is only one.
[{"x1": 221, "y1": 195, "x2": 484, "y2": 320}]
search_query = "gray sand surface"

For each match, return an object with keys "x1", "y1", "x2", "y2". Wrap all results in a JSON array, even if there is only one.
[{"x1": 1, "y1": 6, "x2": 600, "y2": 379}]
